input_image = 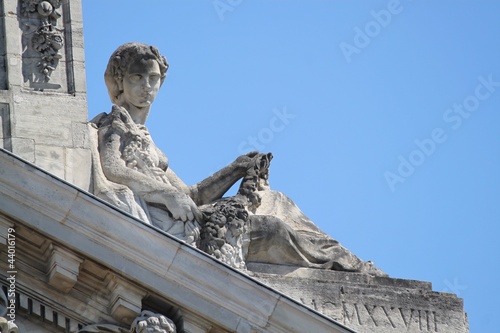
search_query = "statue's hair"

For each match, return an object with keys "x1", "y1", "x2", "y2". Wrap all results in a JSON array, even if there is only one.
[
  {"x1": 104, "y1": 42, "x2": 169, "y2": 104},
  {"x1": 130, "y1": 310, "x2": 176, "y2": 333}
]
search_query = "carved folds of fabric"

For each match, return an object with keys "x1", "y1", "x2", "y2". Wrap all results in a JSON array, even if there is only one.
[
  {"x1": 104, "y1": 106, "x2": 167, "y2": 182},
  {"x1": 91, "y1": 107, "x2": 197, "y2": 243},
  {"x1": 89, "y1": 122, "x2": 151, "y2": 222}
]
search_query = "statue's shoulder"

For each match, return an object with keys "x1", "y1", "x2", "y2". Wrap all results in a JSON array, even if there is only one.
[{"x1": 90, "y1": 105, "x2": 135, "y2": 136}]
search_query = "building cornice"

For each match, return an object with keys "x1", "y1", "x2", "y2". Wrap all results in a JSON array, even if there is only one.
[{"x1": 0, "y1": 148, "x2": 355, "y2": 333}]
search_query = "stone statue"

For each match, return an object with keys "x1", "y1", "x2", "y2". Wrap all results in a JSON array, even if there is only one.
[
  {"x1": 0, "y1": 318, "x2": 18, "y2": 333},
  {"x1": 0, "y1": 291, "x2": 18, "y2": 333},
  {"x1": 90, "y1": 42, "x2": 384, "y2": 276},
  {"x1": 130, "y1": 311, "x2": 176, "y2": 333},
  {"x1": 80, "y1": 310, "x2": 176, "y2": 333}
]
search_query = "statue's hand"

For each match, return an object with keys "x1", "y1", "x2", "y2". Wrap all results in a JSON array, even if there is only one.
[
  {"x1": 234, "y1": 151, "x2": 260, "y2": 171},
  {"x1": 162, "y1": 192, "x2": 203, "y2": 223},
  {"x1": 234, "y1": 151, "x2": 273, "y2": 174}
]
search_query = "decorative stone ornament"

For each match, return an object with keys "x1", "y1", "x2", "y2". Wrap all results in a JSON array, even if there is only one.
[
  {"x1": 0, "y1": 318, "x2": 19, "y2": 333},
  {"x1": 80, "y1": 311, "x2": 176, "y2": 333},
  {"x1": 198, "y1": 153, "x2": 272, "y2": 269},
  {"x1": 91, "y1": 42, "x2": 385, "y2": 276},
  {"x1": 20, "y1": 0, "x2": 64, "y2": 81}
]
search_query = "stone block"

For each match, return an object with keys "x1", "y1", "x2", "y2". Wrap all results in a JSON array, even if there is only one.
[
  {"x1": 72, "y1": 60, "x2": 88, "y2": 94},
  {"x1": 250, "y1": 265, "x2": 469, "y2": 333},
  {"x1": 71, "y1": 121, "x2": 90, "y2": 148},
  {"x1": 47, "y1": 245, "x2": 83, "y2": 293},
  {"x1": 0, "y1": 56, "x2": 6, "y2": 90},
  {"x1": 13, "y1": 110, "x2": 72, "y2": 146},
  {"x1": 0, "y1": 103, "x2": 10, "y2": 148},
  {"x1": 8, "y1": 137, "x2": 35, "y2": 162},
  {"x1": 34, "y1": 144, "x2": 65, "y2": 179},
  {"x1": 107, "y1": 276, "x2": 147, "y2": 325},
  {"x1": 65, "y1": 147, "x2": 91, "y2": 190},
  {"x1": 0, "y1": 217, "x2": 14, "y2": 245},
  {"x1": 169, "y1": 246, "x2": 280, "y2": 329}
]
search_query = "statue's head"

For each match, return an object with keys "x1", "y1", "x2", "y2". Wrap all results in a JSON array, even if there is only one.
[
  {"x1": 130, "y1": 310, "x2": 176, "y2": 333},
  {"x1": 105, "y1": 42, "x2": 169, "y2": 105}
]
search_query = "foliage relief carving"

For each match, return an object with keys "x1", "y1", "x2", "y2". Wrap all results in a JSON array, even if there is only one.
[{"x1": 21, "y1": 0, "x2": 64, "y2": 81}]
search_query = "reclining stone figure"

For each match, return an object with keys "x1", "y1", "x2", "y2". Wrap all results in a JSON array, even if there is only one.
[{"x1": 90, "y1": 42, "x2": 384, "y2": 276}]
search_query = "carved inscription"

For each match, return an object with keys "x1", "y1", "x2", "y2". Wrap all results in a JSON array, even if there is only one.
[
  {"x1": 300, "y1": 299, "x2": 439, "y2": 332},
  {"x1": 341, "y1": 302, "x2": 438, "y2": 331}
]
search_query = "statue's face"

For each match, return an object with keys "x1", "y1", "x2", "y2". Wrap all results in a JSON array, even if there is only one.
[{"x1": 122, "y1": 58, "x2": 161, "y2": 108}]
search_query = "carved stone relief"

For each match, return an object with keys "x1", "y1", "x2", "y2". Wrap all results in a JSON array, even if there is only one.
[
  {"x1": 80, "y1": 311, "x2": 177, "y2": 333},
  {"x1": 0, "y1": 317, "x2": 19, "y2": 333},
  {"x1": 19, "y1": 0, "x2": 64, "y2": 87},
  {"x1": 198, "y1": 153, "x2": 272, "y2": 269}
]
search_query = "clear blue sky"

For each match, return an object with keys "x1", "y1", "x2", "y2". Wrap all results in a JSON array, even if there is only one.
[{"x1": 82, "y1": 1, "x2": 500, "y2": 332}]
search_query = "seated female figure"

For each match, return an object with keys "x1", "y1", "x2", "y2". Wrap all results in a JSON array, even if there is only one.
[{"x1": 91, "y1": 42, "x2": 384, "y2": 276}]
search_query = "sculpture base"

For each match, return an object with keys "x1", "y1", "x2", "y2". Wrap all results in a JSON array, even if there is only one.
[{"x1": 247, "y1": 263, "x2": 469, "y2": 333}]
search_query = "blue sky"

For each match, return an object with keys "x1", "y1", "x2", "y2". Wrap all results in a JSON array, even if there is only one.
[{"x1": 82, "y1": 1, "x2": 500, "y2": 331}]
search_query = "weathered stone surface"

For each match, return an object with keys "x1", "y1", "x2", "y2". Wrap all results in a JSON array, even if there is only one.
[
  {"x1": 81, "y1": 310, "x2": 176, "y2": 333},
  {"x1": 0, "y1": 4, "x2": 6, "y2": 90},
  {"x1": 0, "y1": 103, "x2": 10, "y2": 148},
  {"x1": 0, "y1": 2, "x2": 470, "y2": 332},
  {"x1": 249, "y1": 263, "x2": 469, "y2": 333},
  {"x1": 0, "y1": 0, "x2": 91, "y2": 190},
  {"x1": 0, "y1": 149, "x2": 354, "y2": 333},
  {"x1": 47, "y1": 245, "x2": 84, "y2": 293},
  {"x1": 91, "y1": 42, "x2": 382, "y2": 276}
]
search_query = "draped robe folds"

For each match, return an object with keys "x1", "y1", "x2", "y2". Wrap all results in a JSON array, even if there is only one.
[
  {"x1": 90, "y1": 106, "x2": 385, "y2": 276},
  {"x1": 90, "y1": 106, "x2": 192, "y2": 241}
]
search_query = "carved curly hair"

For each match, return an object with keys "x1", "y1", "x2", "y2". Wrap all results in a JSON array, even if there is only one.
[
  {"x1": 130, "y1": 310, "x2": 176, "y2": 333},
  {"x1": 104, "y1": 42, "x2": 169, "y2": 104}
]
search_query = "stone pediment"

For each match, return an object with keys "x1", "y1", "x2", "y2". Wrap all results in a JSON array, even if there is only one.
[{"x1": 0, "y1": 148, "x2": 354, "y2": 333}]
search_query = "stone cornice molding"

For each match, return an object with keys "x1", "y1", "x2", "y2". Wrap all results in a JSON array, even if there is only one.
[
  {"x1": 47, "y1": 244, "x2": 84, "y2": 293},
  {"x1": 0, "y1": 148, "x2": 355, "y2": 332}
]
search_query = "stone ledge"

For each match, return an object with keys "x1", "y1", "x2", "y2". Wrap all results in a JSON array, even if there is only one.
[
  {"x1": 248, "y1": 264, "x2": 468, "y2": 333},
  {"x1": 0, "y1": 148, "x2": 355, "y2": 333},
  {"x1": 247, "y1": 262, "x2": 432, "y2": 290}
]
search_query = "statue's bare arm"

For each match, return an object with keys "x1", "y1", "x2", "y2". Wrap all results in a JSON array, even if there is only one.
[
  {"x1": 191, "y1": 152, "x2": 261, "y2": 205},
  {"x1": 162, "y1": 152, "x2": 260, "y2": 206}
]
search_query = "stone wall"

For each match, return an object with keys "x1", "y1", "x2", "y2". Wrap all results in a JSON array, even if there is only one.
[
  {"x1": 0, "y1": 0, "x2": 90, "y2": 190},
  {"x1": 0, "y1": 3, "x2": 6, "y2": 90},
  {"x1": 249, "y1": 263, "x2": 469, "y2": 333}
]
